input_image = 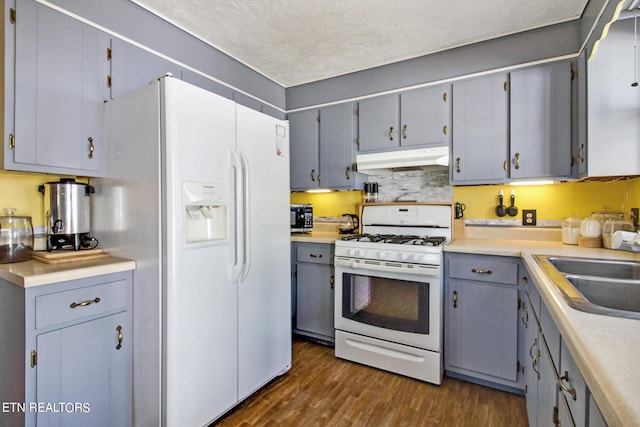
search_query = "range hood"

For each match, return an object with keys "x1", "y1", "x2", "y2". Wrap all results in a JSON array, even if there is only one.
[{"x1": 356, "y1": 146, "x2": 449, "y2": 173}]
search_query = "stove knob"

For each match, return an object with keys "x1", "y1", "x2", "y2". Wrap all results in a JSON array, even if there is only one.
[
  {"x1": 348, "y1": 248, "x2": 356, "y2": 257},
  {"x1": 358, "y1": 249, "x2": 367, "y2": 257},
  {"x1": 400, "y1": 253, "x2": 410, "y2": 261},
  {"x1": 378, "y1": 251, "x2": 387, "y2": 260},
  {"x1": 412, "y1": 253, "x2": 425, "y2": 263}
]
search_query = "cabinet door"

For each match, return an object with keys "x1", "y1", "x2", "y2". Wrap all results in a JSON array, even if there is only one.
[
  {"x1": 35, "y1": 311, "x2": 131, "y2": 427},
  {"x1": 289, "y1": 109, "x2": 319, "y2": 189},
  {"x1": 510, "y1": 62, "x2": 572, "y2": 179},
  {"x1": 109, "y1": 38, "x2": 181, "y2": 99},
  {"x1": 446, "y1": 279, "x2": 518, "y2": 381},
  {"x1": 296, "y1": 262, "x2": 334, "y2": 339},
  {"x1": 451, "y1": 74, "x2": 509, "y2": 183},
  {"x1": 400, "y1": 85, "x2": 450, "y2": 148},
  {"x1": 587, "y1": 18, "x2": 640, "y2": 177},
  {"x1": 524, "y1": 300, "x2": 540, "y2": 427},
  {"x1": 320, "y1": 103, "x2": 356, "y2": 189},
  {"x1": 13, "y1": 1, "x2": 108, "y2": 175},
  {"x1": 536, "y1": 339, "x2": 559, "y2": 427},
  {"x1": 358, "y1": 94, "x2": 399, "y2": 152}
]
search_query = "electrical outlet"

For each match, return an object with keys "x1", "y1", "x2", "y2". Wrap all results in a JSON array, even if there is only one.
[{"x1": 523, "y1": 209, "x2": 537, "y2": 226}]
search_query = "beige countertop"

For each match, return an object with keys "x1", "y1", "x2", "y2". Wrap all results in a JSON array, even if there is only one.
[
  {"x1": 0, "y1": 256, "x2": 136, "y2": 288},
  {"x1": 291, "y1": 231, "x2": 344, "y2": 244},
  {"x1": 446, "y1": 238, "x2": 640, "y2": 427}
]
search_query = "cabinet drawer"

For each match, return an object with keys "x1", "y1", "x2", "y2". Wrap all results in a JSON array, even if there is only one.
[
  {"x1": 296, "y1": 244, "x2": 333, "y2": 265},
  {"x1": 35, "y1": 279, "x2": 130, "y2": 330},
  {"x1": 448, "y1": 254, "x2": 519, "y2": 285}
]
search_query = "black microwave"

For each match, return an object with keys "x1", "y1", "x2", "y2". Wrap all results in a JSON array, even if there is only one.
[{"x1": 291, "y1": 204, "x2": 313, "y2": 232}]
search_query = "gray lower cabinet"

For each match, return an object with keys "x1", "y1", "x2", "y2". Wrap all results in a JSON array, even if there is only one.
[
  {"x1": 289, "y1": 104, "x2": 361, "y2": 191},
  {"x1": 292, "y1": 242, "x2": 335, "y2": 343},
  {"x1": 523, "y1": 266, "x2": 607, "y2": 427},
  {"x1": 444, "y1": 253, "x2": 522, "y2": 390},
  {"x1": 5, "y1": 0, "x2": 109, "y2": 176},
  {"x1": 357, "y1": 85, "x2": 450, "y2": 153},
  {"x1": 0, "y1": 271, "x2": 132, "y2": 427}
]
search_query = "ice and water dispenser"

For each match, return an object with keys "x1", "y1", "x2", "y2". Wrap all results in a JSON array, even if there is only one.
[{"x1": 183, "y1": 181, "x2": 228, "y2": 245}]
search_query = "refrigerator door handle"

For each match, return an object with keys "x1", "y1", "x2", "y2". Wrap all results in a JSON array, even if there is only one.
[
  {"x1": 239, "y1": 150, "x2": 251, "y2": 282},
  {"x1": 230, "y1": 148, "x2": 244, "y2": 283}
]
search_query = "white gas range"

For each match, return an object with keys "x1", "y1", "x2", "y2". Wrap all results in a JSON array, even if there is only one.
[{"x1": 333, "y1": 203, "x2": 452, "y2": 385}]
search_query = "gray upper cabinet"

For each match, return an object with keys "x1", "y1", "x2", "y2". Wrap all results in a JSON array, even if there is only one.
[
  {"x1": 400, "y1": 85, "x2": 451, "y2": 148},
  {"x1": 358, "y1": 85, "x2": 450, "y2": 153},
  {"x1": 451, "y1": 73, "x2": 509, "y2": 183},
  {"x1": 319, "y1": 103, "x2": 358, "y2": 189},
  {"x1": 510, "y1": 61, "x2": 572, "y2": 180},
  {"x1": 6, "y1": 0, "x2": 109, "y2": 176},
  {"x1": 289, "y1": 103, "x2": 360, "y2": 190},
  {"x1": 289, "y1": 109, "x2": 320, "y2": 190},
  {"x1": 358, "y1": 94, "x2": 399, "y2": 152},
  {"x1": 109, "y1": 37, "x2": 181, "y2": 99},
  {"x1": 452, "y1": 63, "x2": 572, "y2": 184}
]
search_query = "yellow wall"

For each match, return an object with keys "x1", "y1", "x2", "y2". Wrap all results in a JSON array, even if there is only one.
[
  {"x1": 454, "y1": 177, "x2": 640, "y2": 220},
  {"x1": 0, "y1": 171, "x2": 88, "y2": 226},
  {"x1": 290, "y1": 191, "x2": 364, "y2": 217},
  {"x1": 290, "y1": 177, "x2": 640, "y2": 222},
  {"x1": 2, "y1": 169, "x2": 638, "y2": 227}
]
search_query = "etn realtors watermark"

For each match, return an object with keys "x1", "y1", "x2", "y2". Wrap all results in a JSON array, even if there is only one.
[{"x1": 3, "y1": 402, "x2": 91, "y2": 413}]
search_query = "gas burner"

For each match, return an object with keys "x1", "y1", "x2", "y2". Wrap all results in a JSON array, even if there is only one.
[
  {"x1": 340, "y1": 234, "x2": 447, "y2": 246},
  {"x1": 410, "y1": 236, "x2": 448, "y2": 246}
]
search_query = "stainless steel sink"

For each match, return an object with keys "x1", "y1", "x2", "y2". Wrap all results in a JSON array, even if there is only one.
[
  {"x1": 534, "y1": 255, "x2": 640, "y2": 320},
  {"x1": 547, "y1": 256, "x2": 640, "y2": 280}
]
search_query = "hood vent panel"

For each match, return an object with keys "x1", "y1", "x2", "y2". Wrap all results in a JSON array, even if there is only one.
[{"x1": 356, "y1": 146, "x2": 449, "y2": 173}]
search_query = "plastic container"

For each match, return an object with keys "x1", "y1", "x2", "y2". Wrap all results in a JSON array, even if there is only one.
[
  {"x1": 602, "y1": 217, "x2": 635, "y2": 248},
  {"x1": 0, "y1": 208, "x2": 34, "y2": 263},
  {"x1": 561, "y1": 216, "x2": 582, "y2": 245}
]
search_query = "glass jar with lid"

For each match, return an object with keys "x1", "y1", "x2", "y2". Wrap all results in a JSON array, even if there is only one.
[
  {"x1": 0, "y1": 208, "x2": 34, "y2": 263},
  {"x1": 562, "y1": 216, "x2": 582, "y2": 245}
]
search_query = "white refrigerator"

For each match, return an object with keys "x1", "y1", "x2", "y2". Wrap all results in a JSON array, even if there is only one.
[{"x1": 93, "y1": 76, "x2": 292, "y2": 426}]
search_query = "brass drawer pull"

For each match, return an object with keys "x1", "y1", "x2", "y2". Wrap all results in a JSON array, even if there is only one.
[
  {"x1": 559, "y1": 371, "x2": 577, "y2": 401},
  {"x1": 309, "y1": 253, "x2": 323, "y2": 258},
  {"x1": 69, "y1": 297, "x2": 101, "y2": 309},
  {"x1": 116, "y1": 325, "x2": 123, "y2": 350},
  {"x1": 88, "y1": 137, "x2": 95, "y2": 159},
  {"x1": 471, "y1": 268, "x2": 493, "y2": 275},
  {"x1": 452, "y1": 290, "x2": 458, "y2": 308}
]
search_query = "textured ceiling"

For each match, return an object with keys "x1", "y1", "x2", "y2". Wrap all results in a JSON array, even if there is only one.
[{"x1": 131, "y1": 0, "x2": 589, "y2": 87}]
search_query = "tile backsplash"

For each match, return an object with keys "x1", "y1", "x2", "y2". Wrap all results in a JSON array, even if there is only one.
[{"x1": 365, "y1": 166, "x2": 453, "y2": 203}]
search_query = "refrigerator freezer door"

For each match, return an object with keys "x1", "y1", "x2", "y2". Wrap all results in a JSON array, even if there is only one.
[
  {"x1": 162, "y1": 78, "x2": 238, "y2": 426},
  {"x1": 235, "y1": 104, "x2": 292, "y2": 400}
]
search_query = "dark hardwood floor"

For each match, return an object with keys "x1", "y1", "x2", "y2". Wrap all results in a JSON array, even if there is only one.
[{"x1": 214, "y1": 338, "x2": 528, "y2": 426}]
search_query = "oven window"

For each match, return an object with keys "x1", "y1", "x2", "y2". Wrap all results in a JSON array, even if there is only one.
[{"x1": 342, "y1": 273, "x2": 429, "y2": 334}]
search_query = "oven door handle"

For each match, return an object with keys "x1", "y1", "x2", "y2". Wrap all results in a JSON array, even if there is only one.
[{"x1": 335, "y1": 257, "x2": 440, "y2": 277}]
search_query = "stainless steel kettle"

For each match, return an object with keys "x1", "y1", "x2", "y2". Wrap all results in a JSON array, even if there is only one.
[{"x1": 339, "y1": 214, "x2": 359, "y2": 234}]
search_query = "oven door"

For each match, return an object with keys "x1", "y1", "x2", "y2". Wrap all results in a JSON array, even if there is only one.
[{"x1": 334, "y1": 256, "x2": 442, "y2": 352}]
